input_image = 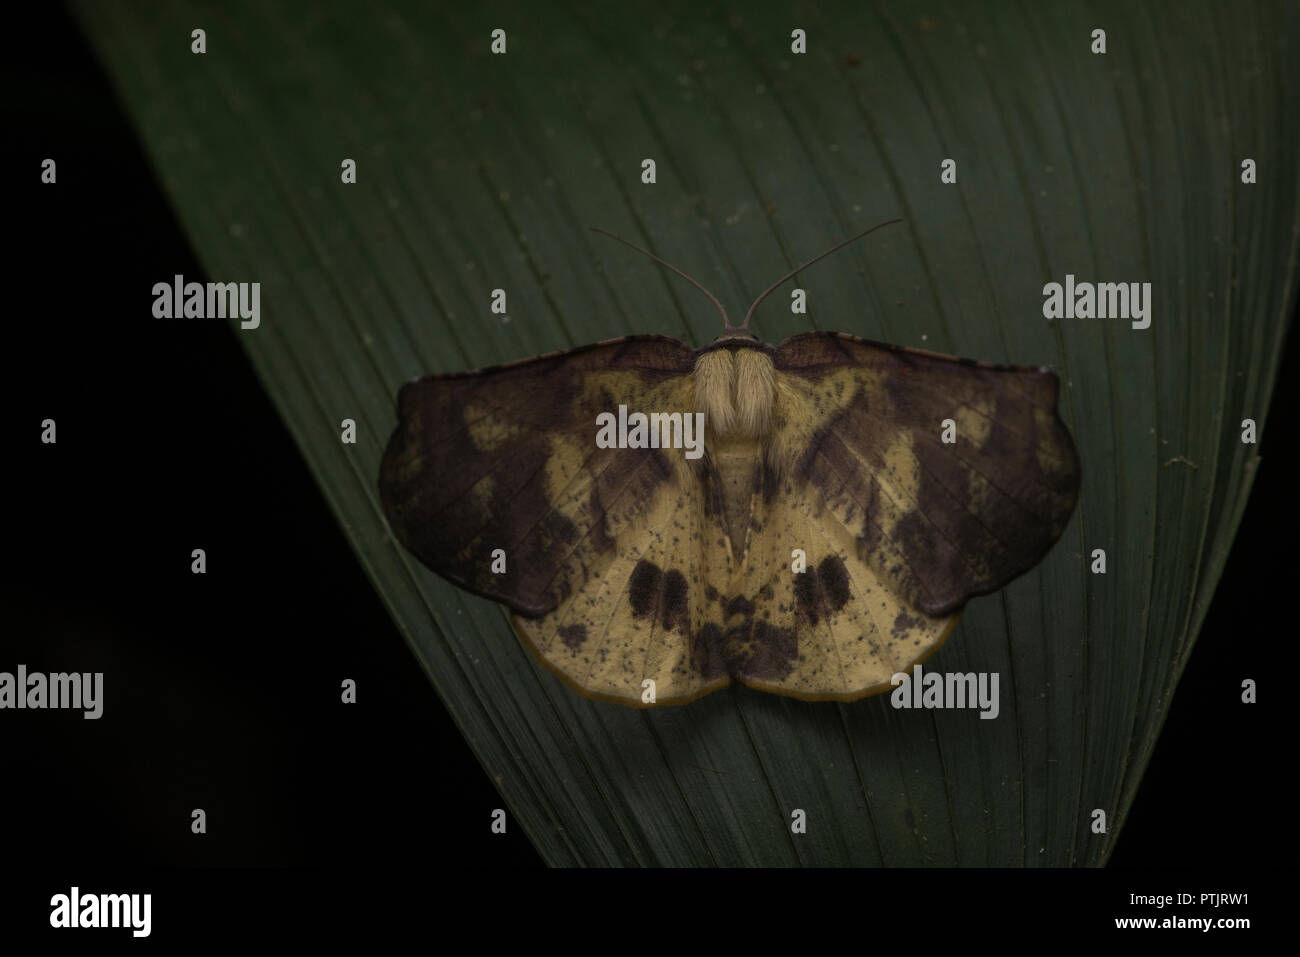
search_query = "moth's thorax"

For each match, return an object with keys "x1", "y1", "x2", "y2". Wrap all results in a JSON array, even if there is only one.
[
  {"x1": 693, "y1": 346, "x2": 776, "y2": 561},
  {"x1": 692, "y1": 346, "x2": 776, "y2": 440}
]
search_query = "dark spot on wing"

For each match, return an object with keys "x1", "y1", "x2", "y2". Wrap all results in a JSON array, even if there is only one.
[
  {"x1": 628, "y1": 560, "x2": 690, "y2": 634},
  {"x1": 726, "y1": 595, "x2": 754, "y2": 619},
  {"x1": 558, "y1": 624, "x2": 588, "y2": 650},
  {"x1": 628, "y1": 559, "x2": 662, "y2": 618},
  {"x1": 690, "y1": 623, "x2": 729, "y2": 680},
  {"x1": 662, "y1": 569, "x2": 690, "y2": 633},
  {"x1": 691, "y1": 588, "x2": 800, "y2": 682},
  {"x1": 891, "y1": 611, "x2": 921, "y2": 638},
  {"x1": 793, "y1": 553, "x2": 853, "y2": 625},
  {"x1": 817, "y1": 556, "x2": 851, "y2": 610},
  {"x1": 743, "y1": 620, "x2": 799, "y2": 680}
]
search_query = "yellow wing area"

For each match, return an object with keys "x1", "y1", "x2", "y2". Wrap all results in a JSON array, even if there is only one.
[
  {"x1": 511, "y1": 463, "x2": 733, "y2": 705},
  {"x1": 725, "y1": 485, "x2": 960, "y2": 700},
  {"x1": 516, "y1": 403, "x2": 962, "y2": 704}
]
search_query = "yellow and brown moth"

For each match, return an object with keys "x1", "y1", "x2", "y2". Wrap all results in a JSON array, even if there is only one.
[{"x1": 379, "y1": 225, "x2": 1080, "y2": 707}]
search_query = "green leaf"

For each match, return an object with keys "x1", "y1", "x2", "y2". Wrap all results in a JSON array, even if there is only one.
[{"x1": 74, "y1": 0, "x2": 1297, "y2": 865}]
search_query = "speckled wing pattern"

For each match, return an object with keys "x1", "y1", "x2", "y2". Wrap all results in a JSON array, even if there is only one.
[{"x1": 379, "y1": 331, "x2": 1079, "y2": 706}]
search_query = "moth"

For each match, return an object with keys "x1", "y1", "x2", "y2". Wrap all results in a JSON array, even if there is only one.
[{"x1": 379, "y1": 223, "x2": 1080, "y2": 706}]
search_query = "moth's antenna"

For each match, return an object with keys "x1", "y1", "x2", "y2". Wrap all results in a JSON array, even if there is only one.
[
  {"x1": 589, "y1": 227, "x2": 733, "y2": 330},
  {"x1": 738, "y1": 218, "x2": 903, "y2": 331}
]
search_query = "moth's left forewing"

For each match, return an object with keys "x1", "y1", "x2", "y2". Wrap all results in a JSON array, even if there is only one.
[
  {"x1": 380, "y1": 335, "x2": 738, "y2": 706},
  {"x1": 770, "y1": 332, "x2": 1081, "y2": 618},
  {"x1": 380, "y1": 336, "x2": 694, "y2": 617}
]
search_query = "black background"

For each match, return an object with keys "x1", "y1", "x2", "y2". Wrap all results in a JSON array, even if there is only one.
[{"x1": 4, "y1": 1, "x2": 1290, "y2": 885}]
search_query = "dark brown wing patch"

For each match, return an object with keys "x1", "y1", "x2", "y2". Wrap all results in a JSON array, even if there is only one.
[
  {"x1": 774, "y1": 331, "x2": 1080, "y2": 616},
  {"x1": 379, "y1": 336, "x2": 695, "y2": 616}
]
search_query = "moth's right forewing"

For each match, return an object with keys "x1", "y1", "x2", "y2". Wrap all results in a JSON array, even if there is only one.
[
  {"x1": 378, "y1": 336, "x2": 696, "y2": 618},
  {"x1": 772, "y1": 331, "x2": 1080, "y2": 617}
]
